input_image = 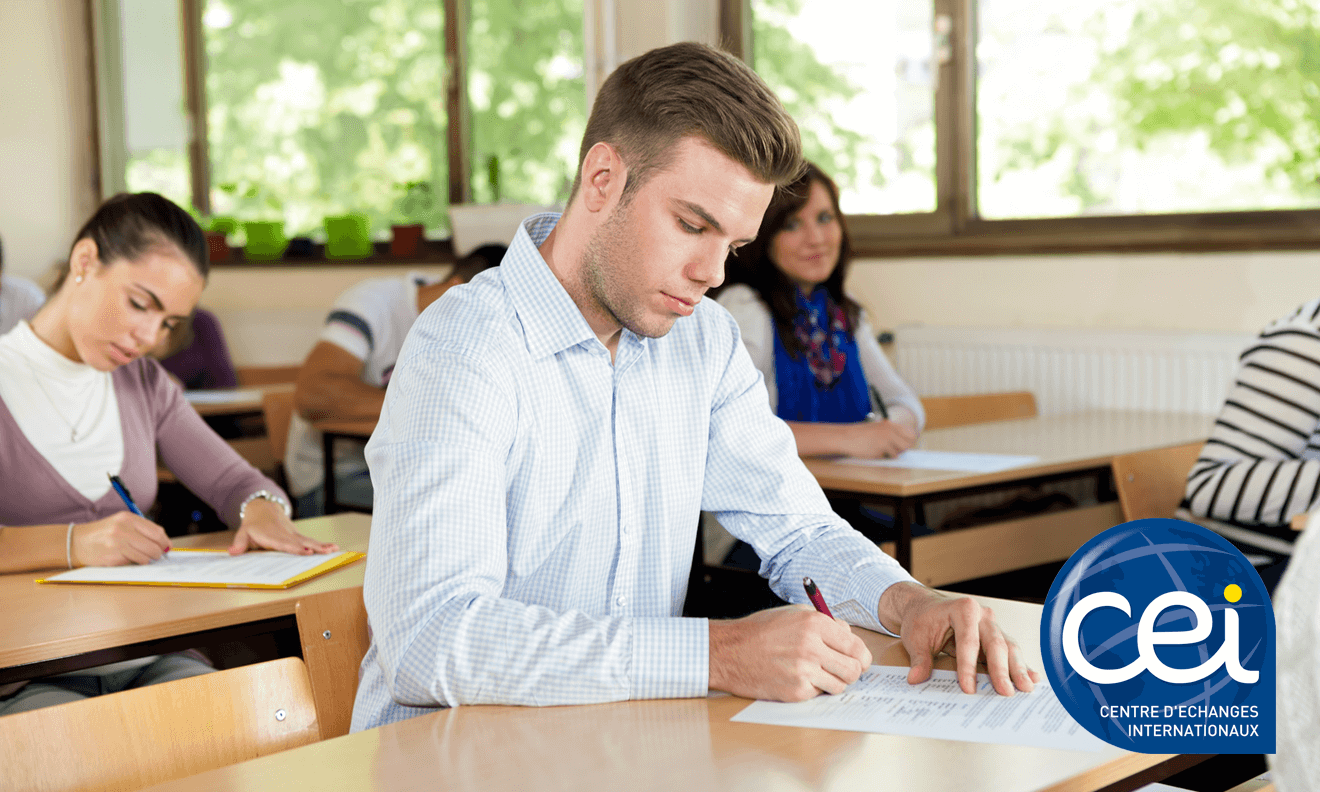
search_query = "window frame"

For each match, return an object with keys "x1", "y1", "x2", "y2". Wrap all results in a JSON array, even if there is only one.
[
  {"x1": 176, "y1": 0, "x2": 475, "y2": 225},
  {"x1": 723, "y1": 0, "x2": 1320, "y2": 257}
]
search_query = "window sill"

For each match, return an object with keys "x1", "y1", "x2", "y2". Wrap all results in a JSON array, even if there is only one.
[
  {"x1": 849, "y1": 209, "x2": 1320, "y2": 258},
  {"x1": 208, "y1": 239, "x2": 458, "y2": 267}
]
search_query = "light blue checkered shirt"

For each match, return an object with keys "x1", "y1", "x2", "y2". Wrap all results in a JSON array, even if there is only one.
[{"x1": 350, "y1": 213, "x2": 916, "y2": 731}]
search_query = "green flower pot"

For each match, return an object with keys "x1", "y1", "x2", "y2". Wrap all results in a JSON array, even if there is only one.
[
  {"x1": 242, "y1": 221, "x2": 287, "y2": 261},
  {"x1": 324, "y1": 214, "x2": 373, "y2": 259}
]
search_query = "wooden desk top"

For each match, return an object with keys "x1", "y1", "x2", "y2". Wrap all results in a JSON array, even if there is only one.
[
  {"x1": 0, "y1": 513, "x2": 369, "y2": 673},
  {"x1": 807, "y1": 409, "x2": 1213, "y2": 498},
  {"x1": 185, "y1": 384, "x2": 293, "y2": 418},
  {"x1": 139, "y1": 595, "x2": 1184, "y2": 792},
  {"x1": 313, "y1": 417, "x2": 378, "y2": 437}
]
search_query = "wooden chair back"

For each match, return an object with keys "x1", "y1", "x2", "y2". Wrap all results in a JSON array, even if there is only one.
[
  {"x1": 295, "y1": 586, "x2": 371, "y2": 738},
  {"x1": 920, "y1": 391, "x2": 1038, "y2": 430},
  {"x1": 1111, "y1": 442, "x2": 1203, "y2": 522},
  {"x1": 0, "y1": 656, "x2": 320, "y2": 792},
  {"x1": 236, "y1": 365, "x2": 301, "y2": 386},
  {"x1": 262, "y1": 389, "x2": 296, "y2": 464}
]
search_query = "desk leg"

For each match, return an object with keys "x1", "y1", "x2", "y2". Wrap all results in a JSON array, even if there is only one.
[
  {"x1": 322, "y1": 432, "x2": 339, "y2": 515},
  {"x1": 896, "y1": 499, "x2": 913, "y2": 570}
]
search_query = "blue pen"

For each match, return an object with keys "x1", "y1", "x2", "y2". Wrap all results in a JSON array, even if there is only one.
[{"x1": 107, "y1": 473, "x2": 145, "y2": 517}]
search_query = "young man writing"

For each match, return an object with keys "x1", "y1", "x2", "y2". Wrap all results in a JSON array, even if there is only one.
[{"x1": 352, "y1": 42, "x2": 1038, "y2": 731}]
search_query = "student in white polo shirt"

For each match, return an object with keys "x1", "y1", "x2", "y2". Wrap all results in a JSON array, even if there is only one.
[{"x1": 287, "y1": 251, "x2": 502, "y2": 516}]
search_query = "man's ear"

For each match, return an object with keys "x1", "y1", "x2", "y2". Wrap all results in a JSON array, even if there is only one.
[{"x1": 579, "y1": 142, "x2": 626, "y2": 213}]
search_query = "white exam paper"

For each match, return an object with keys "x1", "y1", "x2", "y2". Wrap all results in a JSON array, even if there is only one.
[
  {"x1": 837, "y1": 449, "x2": 1038, "y2": 473},
  {"x1": 184, "y1": 389, "x2": 264, "y2": 405},
  {"x1": 43, "y1": 549, "x2": 353, "y2": 587},
  {"x1": 731, "y1": 666, "x2": 1106, "y2": 753}
]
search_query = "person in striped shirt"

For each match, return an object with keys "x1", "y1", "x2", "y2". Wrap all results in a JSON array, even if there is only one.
[{"x1": 1184, "y1": 298, "x2": 1320, "y2": 543}]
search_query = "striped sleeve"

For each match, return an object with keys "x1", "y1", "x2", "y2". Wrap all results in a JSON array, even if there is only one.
[{"x1": 1185, "y1": 301, "x2": 1320, "y2": 526}]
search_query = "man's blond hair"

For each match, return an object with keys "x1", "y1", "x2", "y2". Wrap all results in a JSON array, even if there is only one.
[{"x1": 570, "y1": 42, "x2": 804, "y2": 201}]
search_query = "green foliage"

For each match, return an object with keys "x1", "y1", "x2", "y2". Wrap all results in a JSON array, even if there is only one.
[
  {"x1": 466, "y1": 0, "x2": 585, "y2": 205},
  {"x1": 751, "y1": 0, "x2": 883, "y2": 191},
  {"x1": 393, "y1": 180, "x2": 435, "y2": 225},
  {"x1": 203, "y1": 0, "x2": 582, "y2": 233},
  {"x1": 205, "y1": 0, "x2": 448, "y2": 234},
  {"x1": 1094, "y1": 0, "x2": 1320, "y2": 197}
]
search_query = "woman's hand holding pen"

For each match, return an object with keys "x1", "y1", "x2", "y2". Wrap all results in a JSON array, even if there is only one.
[
  {"x1": 228, "y1": 498, "x2": 339, "y2": 556},
  {"x1": 70, "y1": 512, "x2": 172, "y2": 567},
  {"x1": 845, "y1": 419, "x2": 917, "y2": 460}
]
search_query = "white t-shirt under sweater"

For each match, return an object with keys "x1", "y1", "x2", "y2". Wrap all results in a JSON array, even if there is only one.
[
  {"x1": 0, "y1": 321, "x2": 122, "y2": 501},
  {"x1": 285, "y1": 272, "x2": 445, "y2": 496},
  {"x1": 0, "y1": 275, "x2": 47, "y2": 336},
  {"x1": 716, "y1": 284, "x2": 926, "y2": 431}
]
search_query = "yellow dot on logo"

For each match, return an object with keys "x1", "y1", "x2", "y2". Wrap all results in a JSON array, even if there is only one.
[{"x1": 1224, "y1": 584, "x2": 1242, "y2": 603}]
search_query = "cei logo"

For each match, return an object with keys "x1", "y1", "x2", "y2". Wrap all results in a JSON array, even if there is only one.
[{"x1": 1042, "y1": 518, "x2": 1275, "y2": 753}]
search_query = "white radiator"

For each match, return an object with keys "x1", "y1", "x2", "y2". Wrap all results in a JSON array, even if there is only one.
[{"x1": 893, "y1": 325, "x2": 1257, "y2": 415}]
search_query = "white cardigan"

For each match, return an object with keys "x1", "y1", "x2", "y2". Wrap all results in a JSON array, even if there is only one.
[{"x1": 717, "y1": 284, "x2": 924, "y2": 431}]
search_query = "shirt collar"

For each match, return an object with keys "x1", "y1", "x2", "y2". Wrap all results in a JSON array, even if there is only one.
[{"x1": 503, "y1": 212, "x2": 608, "y2": 361}]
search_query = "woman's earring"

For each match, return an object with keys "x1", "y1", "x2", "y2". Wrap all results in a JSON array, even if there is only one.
[{"x1": 74, "y1": 274, "x2": 83, "y2": 284}]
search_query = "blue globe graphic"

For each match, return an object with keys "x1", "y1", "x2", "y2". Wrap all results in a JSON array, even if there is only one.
[{"x1": 1041, "y1": 518, "x2": 1274, "y2": 753}]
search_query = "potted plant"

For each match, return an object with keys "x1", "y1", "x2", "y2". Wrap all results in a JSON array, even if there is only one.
[
  {"x1": 324, "y1": 213, "x2": 373, "y2": 259},
  {"x1": 390, "y1": 181, "x2": 434, "y2": 258},
  {"x1": 237, "y1": 185, "x2": 287, "y2": 261},
  {"x1": 205, "y1": 217, "x2": 238, "y2": 262}
]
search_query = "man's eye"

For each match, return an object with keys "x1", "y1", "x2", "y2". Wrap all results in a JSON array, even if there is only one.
[
  {"x1": 679, "y1": 219, "x2": 703, "y2": 234},
  {"x1": 130, "y1": 299, "x2": 147, "y2": 311}
]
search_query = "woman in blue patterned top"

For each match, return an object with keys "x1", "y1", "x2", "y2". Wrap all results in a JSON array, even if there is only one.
[{"x1": 718, "y1": 162, "x2": 924, "y2": 459}]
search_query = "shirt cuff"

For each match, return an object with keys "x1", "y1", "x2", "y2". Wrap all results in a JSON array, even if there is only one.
[
  {"x1": 853, "y1": 565, "x2": 918, "y2": 638},
  {"x1": 629, "y1": 617, "x2": 709, "y2": 700}
]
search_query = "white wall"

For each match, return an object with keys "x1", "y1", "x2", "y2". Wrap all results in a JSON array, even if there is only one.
[
  {"x1": 4, "y1": 0, "x2": 1315, "y2": 367},
  {"x1": 0, "y1": 0, "x2": 98, "y2": 287},
  {"x1": 847, "y1": 249, "x2": 1320, "y2": 336}
]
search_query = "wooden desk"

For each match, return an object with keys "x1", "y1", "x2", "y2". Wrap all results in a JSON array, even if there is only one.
[
  {"x1": 805, "y1": 410, "x2": 1213, "y2": 584},
  {"x1": 138, "y1": 596, "x2": 1205, "y2": 792},
  {"x1": 0, "y1": 513, "x2": 369, "y2": 685},
  {"x1": 184, "y1": 384, "x2": 292, "y2": 419},
  {"x1": 314, "y1": 418, "x2": 378, "y2": 515}
]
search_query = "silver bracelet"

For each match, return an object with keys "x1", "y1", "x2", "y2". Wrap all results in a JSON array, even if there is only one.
[
  {"x1": 238, "y1": 489, "x2": 292, "y2": 521},
  {"x1": 66, "y1": 522, "x2": 76, "y2": 569}
]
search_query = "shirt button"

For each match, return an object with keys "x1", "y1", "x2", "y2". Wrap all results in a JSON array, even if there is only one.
[{"x1": 615, "y1": 595, "x2": 626, "y2": 607}]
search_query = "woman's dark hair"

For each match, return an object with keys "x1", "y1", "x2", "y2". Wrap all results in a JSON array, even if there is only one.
[
  {"x1": 725, "y1": 162, "x2": 859, "y2": 358},
  {"x1": 54, "y1": 192, "x2": 208, "y2": 290}
]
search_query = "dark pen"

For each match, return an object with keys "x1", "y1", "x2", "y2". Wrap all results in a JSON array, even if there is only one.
[
  {"x1": 869, "y1": 387, "x2": 889, "y2": 421},
  {"x1": 803, "y1": 576, "x2": 834, "y2": 618},
  {"x1": 107, "y1": 473, "x2": 145, "y2": 517}
]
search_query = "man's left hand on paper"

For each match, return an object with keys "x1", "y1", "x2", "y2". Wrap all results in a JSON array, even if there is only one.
[{"x1": 879, "y1": 582, "x2": 1041, "y2": 696}]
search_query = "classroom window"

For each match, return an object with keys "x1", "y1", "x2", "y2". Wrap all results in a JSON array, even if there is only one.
[
  {"x1": 112, "y1": 0, "x2": 584, "y2": 241},
  {"x1": 466, "y1": 0, "x2": 586, "y2": 206},
  {"x1": 750, "y1": 0, "x2": 936, "y2": 216},
  {"x1": 738, "y1": 0, "x2": 1320, "y2": 254}
]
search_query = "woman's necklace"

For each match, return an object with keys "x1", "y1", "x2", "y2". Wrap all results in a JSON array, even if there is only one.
[{"x1": 23, "y1": 357, "x2": 103, "y2": 442}]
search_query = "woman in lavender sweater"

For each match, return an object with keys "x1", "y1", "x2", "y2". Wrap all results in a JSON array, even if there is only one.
[{"x1": 0, "y1": 193, "x2": 336, "y2": 714}]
